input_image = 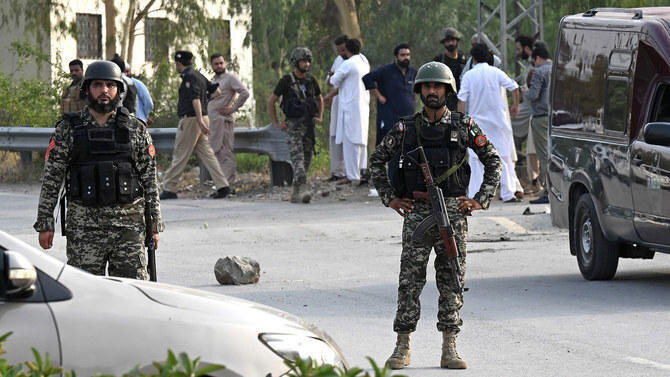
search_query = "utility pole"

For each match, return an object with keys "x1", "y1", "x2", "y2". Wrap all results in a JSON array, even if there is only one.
[{"x1": 476, "y1": 0, "x2": 543, "y2": 72}]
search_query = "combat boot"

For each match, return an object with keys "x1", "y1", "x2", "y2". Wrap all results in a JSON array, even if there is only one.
[
  {"x1": 440, "y1": 332, "x2": 467, "y2": 369},
  {"x1": 299, "y1": 183, "x2": 312, "y2": 204},
  {"x1": 385, "y1": 332, "x2": 411, "y2": 369},
  {"x1": 290, "y1": 184, "x2": 301, "y2": 203}
]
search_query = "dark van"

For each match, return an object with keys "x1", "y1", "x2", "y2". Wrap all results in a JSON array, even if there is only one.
[{"x1": 548, "y1": 8, "x2": 670, "y2": 280}]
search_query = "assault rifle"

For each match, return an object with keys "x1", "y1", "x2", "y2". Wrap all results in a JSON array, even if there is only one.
[
  {"x1": 407, "y1": 146, "x2": 462, "y2": 293},
  {"x1": 144, "y1": 200, "x2": 157, "y2": 282}
]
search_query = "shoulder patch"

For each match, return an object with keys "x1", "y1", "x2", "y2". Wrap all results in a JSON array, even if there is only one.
[
  {"x1": 398, "y1": 121, "x2": 405, "y2": 132},
  {"x1": 148, "y1": 144, "x2": 156, "y2": 158},
  {"x1": 45, "y1": 137, "x2": 56, "y2": 161},
  {"x1": 475, "y1": 134, "x2": 487, "y2": 147}
]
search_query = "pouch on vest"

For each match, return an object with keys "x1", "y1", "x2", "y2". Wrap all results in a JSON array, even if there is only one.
[
  {"x1": 69, "y1": 168, "x2": 81, "y2": 198},
  {"x1": 80, "y1": 164, "x2": 97, "y2": 206},
  {"x1": 88, "y1": 128, "x2": 115, "y2": 154},
  {"x1": 117, "y1": 162, "x2": 135, "y2": 203},
  {"x1": 97, "y1": 161, "x2": 116, "y2": 205}
]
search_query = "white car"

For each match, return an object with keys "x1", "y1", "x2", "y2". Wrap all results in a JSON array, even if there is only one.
[{"x1": 0, "y1": 230, "x2": 347, "y2": 376}]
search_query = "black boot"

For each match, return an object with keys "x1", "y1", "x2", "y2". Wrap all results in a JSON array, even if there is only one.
[{"x1": 211, "y1": 186, "x2": 231, "y2": 199}]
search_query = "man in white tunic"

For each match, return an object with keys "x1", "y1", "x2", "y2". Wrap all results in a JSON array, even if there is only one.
[
  {"x1": 325, "y1": 38, "x2": 370, "y2": 185},
  {"x1": 458, "y1": 44, "x2": 521, "y2": 202},
  {"x1": 325, "y1": 35, "x2": 348, "y2": 181}
]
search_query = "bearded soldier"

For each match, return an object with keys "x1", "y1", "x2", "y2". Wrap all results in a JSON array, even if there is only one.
[
  {"x1": 369, "y1": 62, "x2": 501, "y2": 369},
  {"x1": 34, "y1": 60, "x2": 163, "y2": 280}
]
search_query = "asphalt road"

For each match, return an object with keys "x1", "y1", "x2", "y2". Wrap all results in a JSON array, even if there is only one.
[{"x1": 3, "y1": 184, "x2": 670, "y2": 376}]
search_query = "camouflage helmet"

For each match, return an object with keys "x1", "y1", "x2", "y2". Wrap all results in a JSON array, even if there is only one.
[
  {"x1": 79, "y1": 60, "x2": 125, "y2": 99},
  {"x1": 440, "y1": 27, "x2": 462, "y2": 43},
  {"x1": 413, "y1": 62, "x2": 457, "y2": 94},
  {"x1": 290, "y1": 47, "x2": 313, "y2": 66}
]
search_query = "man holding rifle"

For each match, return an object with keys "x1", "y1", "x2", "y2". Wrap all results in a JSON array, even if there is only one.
[{"x1": 369, "y1": 61, "x2": 501, "y2": 370}]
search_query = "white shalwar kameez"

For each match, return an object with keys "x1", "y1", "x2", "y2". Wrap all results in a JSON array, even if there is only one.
[
  {"x1": 330, "y1": 53, "x2": 370, "y2": 180},
  {"x1": 458, "y1": 63, "x2": 520, "y2": 201}
]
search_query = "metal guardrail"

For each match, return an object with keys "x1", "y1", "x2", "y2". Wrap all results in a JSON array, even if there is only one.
[{"x1": 0, "y1": 124, "x2": 293, "y2": 186}]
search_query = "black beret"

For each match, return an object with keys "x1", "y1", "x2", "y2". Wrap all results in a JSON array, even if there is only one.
[{"x1": 175, "y1": 50, "x2": 193, "y2": 65}]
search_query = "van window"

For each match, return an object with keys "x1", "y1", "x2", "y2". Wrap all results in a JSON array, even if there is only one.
[
  {"x1": 603, "y1": 77, "x2": 630, "y2": 133},
  {"x1": 552, "y1": 26, "x2": 638, "y2": 133},
  {"x1": 650, "y1": 84, "x2": 670, "y2": 123}
]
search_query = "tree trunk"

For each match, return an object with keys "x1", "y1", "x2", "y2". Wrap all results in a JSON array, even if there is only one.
[
  {"x1": 120, "y1": 0, "x2": 137, "y2": 61},
  {"x1": 103, "y1": 0, "x2": 117, "y2": 59},
  {"x1": 333, "y1": 0, "x2": 362, "y2": 42},
  {"x1": 126, "y1": 0, "x2": 156, "y2": 66}
]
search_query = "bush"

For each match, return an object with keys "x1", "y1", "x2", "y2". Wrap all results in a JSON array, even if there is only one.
[{"x1": 1, "y1": 332, "x2": 405, "y2": 377}]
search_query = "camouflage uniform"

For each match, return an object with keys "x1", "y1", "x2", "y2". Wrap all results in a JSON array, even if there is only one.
[
  {"x1": 286, "y1": 117, "x2": 315, "y2": 184},
  {"x1": 369, "y1": 110, "x2": 501, "y2": 334},
  {"x1": 34, "y1": 107, "x2": 164, "y2": 279}
]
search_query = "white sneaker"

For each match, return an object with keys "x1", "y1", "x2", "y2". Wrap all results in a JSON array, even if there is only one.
[{"x1": 368, "y1": 188, "x2": 379, "y2": 197}]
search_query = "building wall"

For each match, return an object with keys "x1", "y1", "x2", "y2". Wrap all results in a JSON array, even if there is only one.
[
  {"x1": 0, "y1": 0, "x2": 254, "y2": 122},
  {"x1": 0, "y1": 1, "x2": 51, "y2": 81}
]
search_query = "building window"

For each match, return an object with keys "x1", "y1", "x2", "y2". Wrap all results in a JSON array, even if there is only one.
[
  {"x1": 145, "y1": 18, "x2": 170, "y2": 62},
  {"x1": 76, "y1": 13, "x2": 102, "y2": 59}
]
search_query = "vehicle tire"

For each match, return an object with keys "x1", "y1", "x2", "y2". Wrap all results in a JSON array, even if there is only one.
[{"x1": 572, "y1": 193, "x2": 619, "y2": 280}]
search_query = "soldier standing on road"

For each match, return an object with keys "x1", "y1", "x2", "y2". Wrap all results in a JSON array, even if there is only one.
[
  {"x1": 34, "y1": 61, "x2": 164, "y2": 280},
  {"x1": 60, "y1": 59, "x2": 86, "y2": 113},
  {"x1": 160, "y1": 50, "x2": 231, "y2": 200},
  {"x1": 369, "y1": 62, "x2": 501, "y2": 370},
  {"x1": 207, "y1": 53, "x2": 250, "y2": 186},
  {"x1": 268, "y1": 47, "x2": 324, "y2": 204}
]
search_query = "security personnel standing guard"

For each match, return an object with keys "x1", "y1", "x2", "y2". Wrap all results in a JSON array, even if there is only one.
[
  {"x1": 160, "y1": 50, "x2": 231, "y2": 200},
  {"x1": 34, "y1": 61, "x2": 163, "y2": 280},
  {"x1": 268, "y1": 47, "x2": 323, "y2": 203},
  {"x1": 369, "y1": 62, "x2": 501, "y2": 370}
]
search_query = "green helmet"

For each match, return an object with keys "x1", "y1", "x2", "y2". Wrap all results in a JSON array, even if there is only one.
[
  {"x1": 79, "y1": 60, "x2": 125, "y2": 99},
  {"x1": 413, "y1": 62, "x2": 457, "y2": 94},
  {"x1": 440, "y1": 27, "x2": 462, "y2": 43},
  {"x1": 290, "y1": 47, "x2": 313, "y2": 66}
]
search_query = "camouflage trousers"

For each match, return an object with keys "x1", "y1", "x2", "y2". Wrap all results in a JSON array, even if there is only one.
[
  {"x1": 393, "y1": 198, "x2": 467, "y2": 334},
  {"x1": 286, "y1": 117, "x2": 315, "y2": 185},
  {"x1": 65, "y1": 199, "x2": 148, "y2": 280}
]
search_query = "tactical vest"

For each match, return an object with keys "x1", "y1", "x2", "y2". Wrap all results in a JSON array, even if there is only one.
[
  {"x1": 389, "y1": 112, "x2": 470, "y2": 198},
  {"x1": 65, "y1": 109, "x2": 142, "y2": 206},
  {"x1": 281, "y1": 73, "x2": 318, "y2": 118}
]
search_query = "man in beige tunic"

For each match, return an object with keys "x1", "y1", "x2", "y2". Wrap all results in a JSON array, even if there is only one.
[{"x1": 207, "y1": 54, "x2": 250, "y2": 184}]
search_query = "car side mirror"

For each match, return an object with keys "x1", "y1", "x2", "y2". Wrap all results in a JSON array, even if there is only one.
[
  {"x1": 2, "y1": 251, "x2": 37, "y2": 299},
  {"x1": 643, "y1": 122, "x2": 670, "y2": 147}
]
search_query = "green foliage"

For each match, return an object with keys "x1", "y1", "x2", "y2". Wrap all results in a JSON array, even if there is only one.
[
  {"x1": 284, "y1": 356, "x2": 406, "y2": 377},
  {"x1": 0, "y1": 332, "x2": 224, "y2": 377},
  {"x1": 0, "y1": 41, "x2": 66, "y2": 127}
]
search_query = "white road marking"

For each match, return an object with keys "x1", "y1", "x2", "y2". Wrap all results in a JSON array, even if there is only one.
[
  {"x1": 489, "y1": 217, "x2": 527, "y2": 233},
  {"x1": 626, "y1": 357, "x2": 670, "y2": 371}
]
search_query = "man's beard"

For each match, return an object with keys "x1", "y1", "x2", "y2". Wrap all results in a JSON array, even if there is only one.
[
  {"x1": 397, "y1": 59, "x2": 410, "y2": 68},
  {"x1": 421, "y1": 94, "x2": 446, "y2": 109},
  {"x1": 87, "y1": 93, "x2": 120, "y2": 113},
  {"x1": 519, "y1": 52, "x2": 529, "y2": 60},
  {"x1": 214, "y1": 68, "x2": 226, "y2": 75},
  {"x1": 445, "y1": 45, "x2": 457, "y2": 52},
  {"x1": 297, "y1": 66, "x2": 310, "y2": 73}
]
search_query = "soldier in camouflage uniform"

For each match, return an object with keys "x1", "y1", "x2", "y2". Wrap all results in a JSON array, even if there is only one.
[
  {"x1": 34, "y1": 61, "x2": 164, "y2": 280},
  {"x1": 268, "y1": 47, "x2": 324, "y2": 203},
  {"x1": 369, "y1": 62, "x2": 501, "y2": 370}
]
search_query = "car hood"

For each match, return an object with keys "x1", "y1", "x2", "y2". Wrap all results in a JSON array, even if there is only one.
[{"x1": 125, "y1": 278, "x2": 320, "y2": 336}]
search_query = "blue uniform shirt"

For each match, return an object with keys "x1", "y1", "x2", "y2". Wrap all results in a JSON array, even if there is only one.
[{"x1": 362, "y1": 63, "x2": 417, "y2": 144}]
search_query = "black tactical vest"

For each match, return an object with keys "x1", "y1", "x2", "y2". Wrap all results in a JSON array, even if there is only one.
[
  {"x1": 389, "y1": 112, "x2": 471, "y2": 198},
  {"x1": 280, "y1": 73, "x2": 318, "y2": 118},
  {"x1": 65, "y1": 108, "x2": 142, "y2": 206}
]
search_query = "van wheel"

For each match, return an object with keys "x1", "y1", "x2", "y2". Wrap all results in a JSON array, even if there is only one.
[{"x1": 573, "y1": 193, "x2": 618, "y2": 280}]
